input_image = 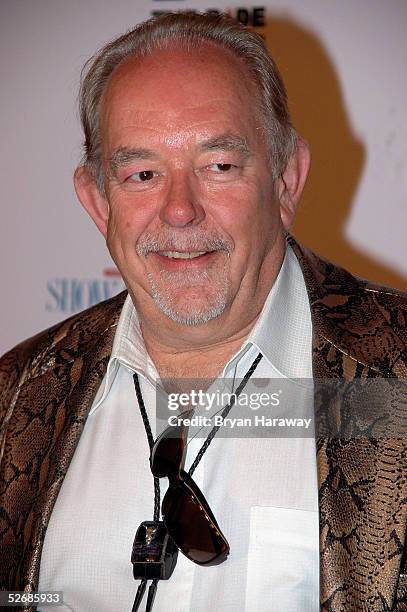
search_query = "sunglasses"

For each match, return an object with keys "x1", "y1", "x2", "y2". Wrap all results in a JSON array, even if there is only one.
[{"x1": 150, "y1": 416, "x2": 230, "y2": 566}]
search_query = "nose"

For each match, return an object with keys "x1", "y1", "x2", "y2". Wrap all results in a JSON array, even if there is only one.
[{"x1": 159, "y1": 170, "x2": 205, "y2": 227}]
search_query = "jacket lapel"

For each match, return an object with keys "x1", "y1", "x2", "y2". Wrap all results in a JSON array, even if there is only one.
[{"x1": 290, "y1": 236, "x2": 407, "y2": 611}]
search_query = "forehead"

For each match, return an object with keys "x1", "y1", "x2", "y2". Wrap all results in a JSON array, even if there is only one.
[{"x1": 99, "y1": 43, "x2": 261, "y2": 151}]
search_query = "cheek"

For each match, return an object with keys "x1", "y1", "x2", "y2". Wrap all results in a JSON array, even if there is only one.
[
  {"x1": 106, "y1": 194, "x2": 156, "y2": 245},
  {"x1": 209, "y1": 182, "x2": 272, "y2": 234}
]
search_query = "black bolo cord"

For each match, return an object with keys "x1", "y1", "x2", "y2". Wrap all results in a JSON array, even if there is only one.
[
  {"x1": 188, "y1": 352, "x2": 262, "y2": 475},
  {"x1": 133, "y1": 376, "x2": 161, "y2": 522}
]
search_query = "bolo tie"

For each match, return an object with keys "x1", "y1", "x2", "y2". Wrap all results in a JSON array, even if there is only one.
[{"x1": 130, "y1": 352, "x2": 262, "y2": 611}]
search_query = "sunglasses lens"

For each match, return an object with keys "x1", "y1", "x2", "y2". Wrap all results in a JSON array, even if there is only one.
[
  {"x1": 150, "y1": 424, "x2": 186, "y2": 478},
  {"x1": 162, "y1": 476, "x2": 229, "y2": 566},
  {"x1": 151, "y1": 409, "x2": 195, "y2": 478}
]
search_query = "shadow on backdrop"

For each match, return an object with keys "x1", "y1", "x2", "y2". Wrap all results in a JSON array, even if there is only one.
[{"x1": 263, "y1": 15, "x2": 407, "y2": 291}]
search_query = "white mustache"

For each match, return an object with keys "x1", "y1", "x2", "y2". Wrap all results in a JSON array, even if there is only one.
[{"x1": 136, "y1": 231, "x2": 233, "y2": 256}]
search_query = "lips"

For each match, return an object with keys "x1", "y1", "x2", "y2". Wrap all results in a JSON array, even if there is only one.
[
  {"x1": 149, "y1": 249, "x2": 219, "y2": 270},
  {"x1": 159, "y1": 251, "x2": 208, "y2": 259}
]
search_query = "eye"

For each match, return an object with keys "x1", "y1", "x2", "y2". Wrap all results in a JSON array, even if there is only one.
[
  {"x1": 208, "y1": 163, "x2": 234, "y2": 172},
  {"x1": 128, "y1": 170, "x2": 156, "y2": 182},
  {"x1": 201, "y1": 162, "x2": 240, "y2": 182}
]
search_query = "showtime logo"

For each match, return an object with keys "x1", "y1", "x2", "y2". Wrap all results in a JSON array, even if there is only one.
[{"x1": 46, "y1": 268, "x2": 125, "y2": 314}]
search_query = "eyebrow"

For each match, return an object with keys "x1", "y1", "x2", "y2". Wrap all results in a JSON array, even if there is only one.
[{"x1": 198, "y1": 134, "x2": 252, "y2": 156}]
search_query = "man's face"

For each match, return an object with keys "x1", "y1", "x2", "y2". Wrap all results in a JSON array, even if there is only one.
[{"x1": 98, "y1": 44, "x2": 287, "y2": 326}]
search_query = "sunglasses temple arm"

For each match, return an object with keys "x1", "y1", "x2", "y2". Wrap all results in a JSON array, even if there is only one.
[
  {"x1": 132, "y1": 579, "x2": 147, "y2": 612},
  {"x1": 146, "y1": 579, "x2": 159, "y2": 612}
]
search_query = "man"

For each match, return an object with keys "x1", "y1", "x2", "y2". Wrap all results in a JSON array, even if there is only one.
[{"x1": 1, "y1": 12, "x2": 406, "y2": 612}]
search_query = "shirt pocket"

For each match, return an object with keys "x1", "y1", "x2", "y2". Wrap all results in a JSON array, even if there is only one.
[{"x1": 245, "y1": 506, "x2": 319, "y2": 612}]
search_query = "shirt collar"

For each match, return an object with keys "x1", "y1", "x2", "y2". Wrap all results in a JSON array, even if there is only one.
[
  {"x1": 89, "y1": 294, "x2": 158, "y2": 415},
  {"x1": 242, "y1": 243, "x2": 313, "y2": 379},
  {"x1": 109, "y1": 297, "x2": 158, "y2": 379}
]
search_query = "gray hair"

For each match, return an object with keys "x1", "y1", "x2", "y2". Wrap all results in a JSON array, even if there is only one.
[{"x1": 78, "y1": 12, "x2": 297, "y2": 193}]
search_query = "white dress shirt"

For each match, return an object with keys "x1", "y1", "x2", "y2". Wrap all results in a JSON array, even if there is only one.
[{"x1": 38, "y1": 245, "x2": 319, "y2": 611}]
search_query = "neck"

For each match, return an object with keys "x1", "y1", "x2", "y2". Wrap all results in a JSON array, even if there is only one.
[{"x1": 141, "y1": 312, "x2": 260, "y2": 382}]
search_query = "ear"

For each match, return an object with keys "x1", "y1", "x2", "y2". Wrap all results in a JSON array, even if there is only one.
[
  {"x1": 74, "y1": 166, "x2": 109, "y2": 239},
  {"x1": 277, "y1": 138, "x2": 311, "y2": 230}
]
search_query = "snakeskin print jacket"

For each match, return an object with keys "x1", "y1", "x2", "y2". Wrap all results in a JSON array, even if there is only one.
[{"x1": 1, "y1": 236, "x2": 407, "y2": 611}]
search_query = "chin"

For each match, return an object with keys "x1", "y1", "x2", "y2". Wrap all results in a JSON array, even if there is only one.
[
  {"x1": 144, "y1": 263, "x2": 232, "y2": 326},
  {"x1": 158, "y1": 303, "x2": 226, "y2": 326},
  {"x1": 148, "y1": 279, "x2": 229, "y2": 326}
]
